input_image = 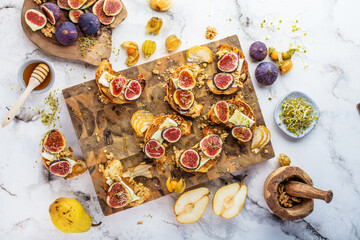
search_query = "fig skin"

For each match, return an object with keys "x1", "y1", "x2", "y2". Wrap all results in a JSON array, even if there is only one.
[
  {"x1": 179, "y1": 149, "x2": 200, "y2": 170},
  {"x1": 49, "y1": 159, "x2": 71, "y2": 177},
  {"x1": 78, "y1": 13, "x2": 100, "y2": 35},
  {"x1": 214, "y1": 101, "x2": 229, "y2": 123},
  {"x1": 255, "y1": 62, "x2": 278, "y2": 86},
  {"x1": 217, "y1": 51, "x2": 239, "y2": 73},
  {"x1": 213, "y1": 73, "x2": 234, "y2": 91},
  {"x1": 249, "y1": 41, "x2": 267, "y2": 61},
  {"x1": 161, "y1": 127, "x2": 182, "y2": 143},
  {"x1": 200, "y1": 134, "x2": 222, "y2": 157},
  {"x1": 232, "y1": 125, "x2": 252, "y2": 142},
  {"x1": 145, "y1": 139, "x2": 165, "y2": 159},
  {"x1": 55, "y1": 22, "x2": 78, "y2": 46},
  {"x1": 124, "y1": 80, "x2": 142, "y2": 101},
  {"x1": 173, "y1": 89, "x2": 195, "y2": 111}
]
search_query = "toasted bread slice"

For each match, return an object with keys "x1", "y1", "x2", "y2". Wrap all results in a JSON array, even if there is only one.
[
  {"x1": 95, "y1": 59, "x2": 146, "y2": 104},
  {"x1": 41, "y1": 147, "x2": 87, "y2": 179},
  {"x1": 166, "y1": 64, "x2": 204, "y2": 118},
  {"x1": 144, "y1": 115, "x2": 192, "y2": 164},
  {"x1": 174, "y1": 127, "x2": 228, "y2": 173},
  {"x1": 207, "y1": 44, "x2": 249, "y2": 95},
  {"x1": 208, "y1": 100, "x2": 256, "y2": 132},
  {"x1": 102, "y1": 159, "x2": 151, "y2": 207}
]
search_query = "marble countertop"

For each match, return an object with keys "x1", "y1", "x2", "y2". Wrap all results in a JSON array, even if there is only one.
[{"x1": 1, "y1": 0, "x2": 359, "y2": 239}]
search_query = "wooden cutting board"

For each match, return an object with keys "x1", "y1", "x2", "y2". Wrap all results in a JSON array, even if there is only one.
[
  {"x1": 63, "y1": 35, "x2": 275, "y2": 216},
  {"x1": 21, "y1": 0, "x2": 127, "y2": 66}
]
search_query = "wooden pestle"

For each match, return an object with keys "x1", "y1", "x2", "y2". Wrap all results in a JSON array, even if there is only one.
[
  {"x1": 284, "y1": 180, "x2": 333, "y2": 203},
  {"x1": 2, "y1": 63, "x2": 49, "y2": 127}
]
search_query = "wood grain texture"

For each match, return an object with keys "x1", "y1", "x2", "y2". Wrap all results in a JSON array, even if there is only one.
[
  {"x1": 264, "y1": 166, "x2": 314, "y2": 221},
  {"x1": 63, "y1": 35, "x2": 275, "y2": 216},
  {"x1": 21, "y1": 0, "x2": 127, "y2": 66},
  {"x1": 284, "y1": 181, "x2": 333, "y2": 203}
]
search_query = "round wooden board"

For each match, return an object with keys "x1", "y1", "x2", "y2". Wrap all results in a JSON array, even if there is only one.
[{"x1": 21, "y1": 0, "x2": 127, "y2": 66}]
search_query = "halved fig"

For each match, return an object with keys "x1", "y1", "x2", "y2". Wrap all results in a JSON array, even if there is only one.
[
  {"x1": 81, "y1": 0, "x2": 97, "y2": 9},
  {"x1": 24, "y1": 9, "x2": 47, "y2": 31},
  {"x1": 213, "y1": 73, "x2": 234, "y2": 91},
  {"x1": 232, "y1": 125, "x2": 252, "y2": 142},
  {"x1": 178, "y1": 70, "x2": 196, "y2": 90},
  {"x1": 103, "y1": 0, "x2": 122, "y2": 16},
  {"x1": 93, "y1": 0, "x2": 115, "y2": 25},
  {"x1": 200, "y1": 134, "x2": 222, "y2": 157},
  {"x1": 68, "y1": 0, "x2": 87, "y2": 9},
  {"x1": 124, "y1": 80, "x2": 142, "y2": 101},
  {"x1": 41, "y1": 3, "x2": 61, "y2": 25},
  {"x1": 173, "y1": 89, "x2": 195, "y2": 111},
  {"x1": 145, "y1": 139, "x2": 165, "y2": 159},
  {"x1": 106, "y1": 182, "x2": 131, "y2": 208},
  {"x1": 162, "y1": 127, "x2": 182, "y2": 143},
  {"x1": 69, "y1": 9, "x2": 84, "y2": 24},
  {"x1": 49, "y1": 159, "x2": 71, "y2": 177},
  {"x1": 179, "y1": 149, "x2": 200, "y2": 170},
  {"x1": 109, "y1": 77, "x2": 126, "y2": 97},
  {"x1": 214, "y1": 101, "x2": 229, "y2": 123},
  {"x1": 57, "y1": 0, "x2": 72, "y2": 10},
  {"x1": 43, "y1": 129, "x2": 66, "y2": 154},
  {"x1": 217, "y1": 51, "x2": 239, "y2": 73}
]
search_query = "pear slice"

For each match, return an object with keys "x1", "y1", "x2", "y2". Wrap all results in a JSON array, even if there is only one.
[
  {"x1": 251, "y1": 127, "x2": 264, "y2": 150},
  {"x1": 174, "y1": 187, "x2": 210, "y2": 224},
  {"x1": 212, "y1": 182, "x2": 247, "y2": 219}
]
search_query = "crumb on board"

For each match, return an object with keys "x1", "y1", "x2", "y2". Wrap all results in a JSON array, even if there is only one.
[{"x1": 137, "y1": 221, "x2": 143, "y2": 225}]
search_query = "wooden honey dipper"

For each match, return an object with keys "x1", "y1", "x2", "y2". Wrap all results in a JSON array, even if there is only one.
[{"x1": 2, "y1": 63, "x2": 49, "y2": 127}]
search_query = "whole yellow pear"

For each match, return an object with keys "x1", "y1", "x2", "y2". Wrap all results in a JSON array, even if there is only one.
[{"x1": 49, "y1": 198, "x2": 92, "y2": 233}]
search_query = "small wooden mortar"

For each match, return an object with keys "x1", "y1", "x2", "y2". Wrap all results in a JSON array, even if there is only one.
[{"x1": 264, "y1": 166, "x2": 333, "y2": 221}]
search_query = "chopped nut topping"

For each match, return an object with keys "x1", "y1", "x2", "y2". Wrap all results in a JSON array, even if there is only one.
[
  {"x1": 106, "y1": 152, "x2": 114, "y2": 160},
  {"x1": 152, "y1": 69, "x2": 159, "y2": 75},
  {"x1": 205, "y1": 26, "x2": 217, "y2": 40},
  {"x1": 41, "y1": 23, "x2": 55, "y2": 38}
]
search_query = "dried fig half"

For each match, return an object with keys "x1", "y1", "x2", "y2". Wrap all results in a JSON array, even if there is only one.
[
  {"x1": 199, "y1": 134, "x2": 222, "y2": 158},
  {"x1": 217, "y1": 51, "x2": 239, "y2": 73},
  {"x1": 179, "y1": 149, "x2": 200, "y2": 170},
  {"x1": 106, "y1": 182, "x2": 131, "y2": 208},
  {"x1": 173, "y1": 89, "x2": 195, "y2": 111},
  {"x1": 49, "y1": 159, "x2": 71, "y2": 177},
  {"x1": 162, "y1": 127, "x2": 182, "y2": 143},
  {"x1": 214, "y1": 101, "x2": 229, "y2": 123}
]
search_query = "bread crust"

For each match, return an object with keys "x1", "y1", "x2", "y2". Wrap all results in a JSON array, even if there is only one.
[
  {"x1": 166, "y1": 64, "x2": 204, "y2": 118},
  {"x1": 41, "y1": 147, "x2": 87, "y2": 179},
  {"x1": 174, "y1": 127, "x2": 226, "y2": 173},
  {"x1": 144, "y1": 115, "x2": 192, "y2": 164},
  {"x1": 95, "y1": 59, "x2": 146, "y2": 104},
  {"x1": 207, "y1": 44, "x2": 249, "y2": 95},
  {"x1": 102, "y1": 159, "x2": 151, "y2": 207}
]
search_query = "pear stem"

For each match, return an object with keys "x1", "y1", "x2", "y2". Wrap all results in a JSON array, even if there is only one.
[
  {"x1": 92, "y1": 222, "x2": 102, "y2": 227},
  {"x1": 240, "y1": 174, "x2": 247, "y2": 185}
]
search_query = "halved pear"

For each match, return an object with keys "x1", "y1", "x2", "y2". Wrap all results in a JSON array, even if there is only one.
[
  {"x1": 174, "y1": 187, "x2": 210, "y2": 224},
  {"x1": 212, "y1": 183, "x2": 247, "y2": 219}
]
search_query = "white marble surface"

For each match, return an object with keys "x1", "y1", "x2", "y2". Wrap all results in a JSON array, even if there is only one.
[{"x1": 1, "y1": 0, "x2": 360, "y2": 239}]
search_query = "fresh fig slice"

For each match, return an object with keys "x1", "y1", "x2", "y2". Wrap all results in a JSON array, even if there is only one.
[
  {"x1": 173, "y1": 89, "x2": 195, "y2": 111},
  {"x1": 161, "y1": 127, "x2": 182, "y2": 143},
  {"x1": 81, "y1": 0, "x2": 97, "y2": 9},
  {"x1": 57, "y1": 0, "x2": 72, "y2": 10},
  {"x1": 49, "y1": 159, "x2": 71, "y2": 177},
  {"x1": 24, "y1": 9, "x2": 47, "y2": 31},
  {"x1": 179, "y1": 149, "x2": 200, "y2": 170},
  {"x1": 93, "y1": 0, "x2": 115, "y2": 25},
  {"x1": 214, "y1": 101, "x2": 229, "y2": 123},
  {"x1": 217, "y1": 51, "x2": 239, "y2": 73},
  {"x1": 232, "y1": 125, "x2": 252, "y2": 142},
  {"x1": 41, "y1": 3, "x2": 61, "y2": 25},
  {"x1": 69, "y1": 9, "x2": 84, "y2": 24},
  {"x1": 68, "y1": 0, "x2": 87, "y2": 9},
  {"x1": 109, "y1": 77, "x2": 126, "y2": 97},
  {"x1": 178, "y1": 70, "x2": 196, "y2": 90},
  {"x1": 213, "y1": 73, "x2": 234, "y2": 91},
  {"x1": 145, "y1": 140, "x2": 165, "y2": 159},
  {"x1": 200, "y1": 134, "x2": 222, "y2": 157},
  {"x1": 43, "y1": 129, "x2": 66, "y2": 154},
  {"x1": 106, "y1": 182, "x2": 131, "y2": 208},
  {"x1": 103, "y1": 0, "x2": 122, "y2": 16},
  {"x1": 124, "y1": 80, "x2": 142, "y2": 101}
]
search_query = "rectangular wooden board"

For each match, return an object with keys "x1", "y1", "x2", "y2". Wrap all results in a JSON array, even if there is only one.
[{"x1": 62, "y1": 35, "x2": 275, "y2": 216}]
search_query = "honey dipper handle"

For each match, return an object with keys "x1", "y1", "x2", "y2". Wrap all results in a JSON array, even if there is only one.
[
  {"x1": 284, "y1": 181, "x2": 333, "y2": 203},
  {"x1": 2, "y1": 79, "x2": 39, "y2": 127}
]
